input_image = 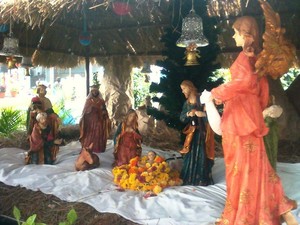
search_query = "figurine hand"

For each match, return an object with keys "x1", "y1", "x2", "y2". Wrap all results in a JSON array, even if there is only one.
[
  {"x1": 54, "y1": 138, "x2": 63, "y2": 145},
  {"x1": 188, "y1": 109, "x2": 196, "y2": 117},
  {"x1": 195, "y1": 111, "x2": 206, "y2": 117}
]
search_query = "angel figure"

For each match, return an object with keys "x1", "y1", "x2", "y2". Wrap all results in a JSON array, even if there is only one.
[{"x1": 201, "y1": 1, "x2": 298, "y2": 224}]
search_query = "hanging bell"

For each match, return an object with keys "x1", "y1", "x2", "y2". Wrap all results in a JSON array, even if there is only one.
[
  {"x1": 184, "y1": 48, "x2": 200, "y2": 66},
  {"x1": 21, "y1": 56, "x2": 33, "y2": 76},
  {"x1": 141, "y1": 62, "x2": 152, "y2": 74},
  {"x1": 0, "y1": 34, "x2": 22, "y2": 57},
  {"x1": 25, "y1": 67, "x2": 31, "y2": 76},
  {"x1": 6, "y1": 57, "x2": 18, "y2": 69},
  {"x1": 176, "y1": 10, "x2": 209, "y2": 48}
]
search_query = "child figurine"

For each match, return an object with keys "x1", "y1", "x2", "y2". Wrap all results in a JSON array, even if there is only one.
[{"x1": 138, "y1": 151, "x2": 157, "y2": 167}]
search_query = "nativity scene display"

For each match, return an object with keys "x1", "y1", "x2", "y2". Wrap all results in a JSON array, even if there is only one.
[{"x1": 0, "y1": 0, "x2": 299, "y2": 225}]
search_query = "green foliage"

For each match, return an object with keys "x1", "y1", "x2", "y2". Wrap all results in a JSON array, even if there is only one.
[
  {"x1": 280, "y1": 68, "x2": 300, "y2": 90},
  {"x1": 210, "y1": 68, "x2": 231, "y2": 83},
  {"x1": 59, "y1": 209, "x2": 78, "y2": 225},
  {"x1": 13, "y1": 206, "x2": 46, "y2": 225},
  {"x1": 13, "y1": 206, "x2": 77, "y2": 225},
  {"x1": 92, "y1": 72, "x2": 100, "y2": 87},
  {"x1": 133, "y1": 70, "x2": 151, "y2": 108},
  {"x1": 53, "y1": 100, "x2": 76, "y2": 125},
  {"x1": 0, "y1": 108, "x2": 25, "y2": 137}
]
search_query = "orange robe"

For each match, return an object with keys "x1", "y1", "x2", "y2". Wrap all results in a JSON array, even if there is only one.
[{"x1": 211, "y1": 52, "x2": 295, "y2": 224}]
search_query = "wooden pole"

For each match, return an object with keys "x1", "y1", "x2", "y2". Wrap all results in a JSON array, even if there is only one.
[{"x1": 85, "y1": 46, "x2": 90, "y2": 96}]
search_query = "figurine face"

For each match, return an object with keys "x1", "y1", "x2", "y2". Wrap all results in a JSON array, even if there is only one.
[
  {"x1": 181, "y1": 85, "x2": 191, "y2": 99},
  {"x1": 40, "y1": 116, "x2": 47, "y2": 124},
  {"x1": 127, "y1": 112, "x2": 136, "y2": 124},
  {"x1": 147, "y1": 151, "x2": 156, "y2": 161},
  {"x1": 232, "y1": 28, "x2": 244, "y2": 47},
  {"x1": 91, "y1": 88, "x2": 100, "y2": 97},
  {"x1": 38, "y1": 87, "x2": 46, "y2": 97}
]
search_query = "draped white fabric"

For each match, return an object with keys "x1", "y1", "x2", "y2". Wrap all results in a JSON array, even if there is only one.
[{"x1": 0, "y1": 141, "x2": 299, "y2": 225}]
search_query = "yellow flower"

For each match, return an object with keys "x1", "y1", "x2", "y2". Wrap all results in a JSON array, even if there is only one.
[
  {"x1": 129, "y1": 173, "x2": 137, "y2": 183},
  {"x1": 153, "y1": 185, "x2": 162, "y2": 194},
  {"x1": 145, "y1": 175, "x2": 154, "y2": 182},
  {"x1": 112, "y1": 150, "x2": 183, "y2": 193}
]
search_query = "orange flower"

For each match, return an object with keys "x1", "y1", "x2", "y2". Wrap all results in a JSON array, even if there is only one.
[
  {"x1": 154, "y1": 156, "x2": 164, "y2": 163},
  {"x1": 128, "y1": 167, "x2": 138, "y2": 174},
  {"x1": 129, "y1": 156, "x2": 139, "y2": 167},
  {"x1": 138, "y1": 167, "x2": 146, "y2": 173}
]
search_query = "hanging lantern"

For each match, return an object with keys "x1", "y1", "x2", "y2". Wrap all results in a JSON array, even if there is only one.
[
  {"x1": 176, "y1": 9, "x2": 209, "y2": 48},
  {"x1": 141, "y1": 62, "x2": 152, "y2": 74},
  {"x1": 184, "y1": 43, "x2": 200, "y2": 66}
]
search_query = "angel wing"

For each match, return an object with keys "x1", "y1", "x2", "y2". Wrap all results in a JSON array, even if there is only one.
[{"x1": 255, "y1": 0, "x2": 297, "y2": 79}]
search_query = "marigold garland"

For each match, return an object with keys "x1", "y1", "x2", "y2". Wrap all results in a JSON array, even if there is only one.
[{"x1": 112, "y1": 155, "x2": 182, "y2": 194}]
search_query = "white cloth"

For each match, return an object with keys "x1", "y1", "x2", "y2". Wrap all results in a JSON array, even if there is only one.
[
  {"x1": 0, "y1": 141, "x2": 299, "y2": 225},
  {"x1": 200, "y1": 90, "x2": 222, "y2": 135}
]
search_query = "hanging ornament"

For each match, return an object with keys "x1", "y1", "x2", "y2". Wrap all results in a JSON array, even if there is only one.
[
  {"x1": 176, "y1": 0, "x2": 208, "y2": 48},
  {"x1": 112, "y1": 1, "x2": 132, "y2": 16},
  {"x1": 184, "y1": 43, "x2": 200, "y2": 66},
  {"x1": 21, "y1": 56, "x2": 33, "y2": 76},
  {"x1": 0, "y1": 18, "x2": 21, "y2": 57},
  {"x1": 79, "y1": 4, "x2": 91, "y2": 46},
  {"x1": 0, "y1": 24, "x2": 9, "y2": 33},
  {"x1": 6, "y1": 56, "x2": 18, "y2": 69},
  {"x1": 79, "y1": 32, "x2": 91, "y2": 46}
]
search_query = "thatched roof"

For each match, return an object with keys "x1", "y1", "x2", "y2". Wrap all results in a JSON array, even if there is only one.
[{"x1": 0, "y1": 0, "x2": 299, "y2": 68}]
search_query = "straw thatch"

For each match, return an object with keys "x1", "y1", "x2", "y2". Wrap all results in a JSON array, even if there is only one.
[
  {"x1": 0, "y1": 0, "x2": 171, "y2": 68},
  {"x1": 0, "y1": 0, "x2": 299, "y2": 68}
]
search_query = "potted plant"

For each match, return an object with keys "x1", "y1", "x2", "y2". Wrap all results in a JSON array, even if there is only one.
[
  {"x1": 10, "y1": 86, "x2": 18, "y2": 97},
  {"x1": 0, "y1": 85, "x2": 6, "y2": 98}
]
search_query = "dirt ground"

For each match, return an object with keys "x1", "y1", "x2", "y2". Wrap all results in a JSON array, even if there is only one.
[{"x1": 0, "y1": 128, "x2": 299, "y2": 225}]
